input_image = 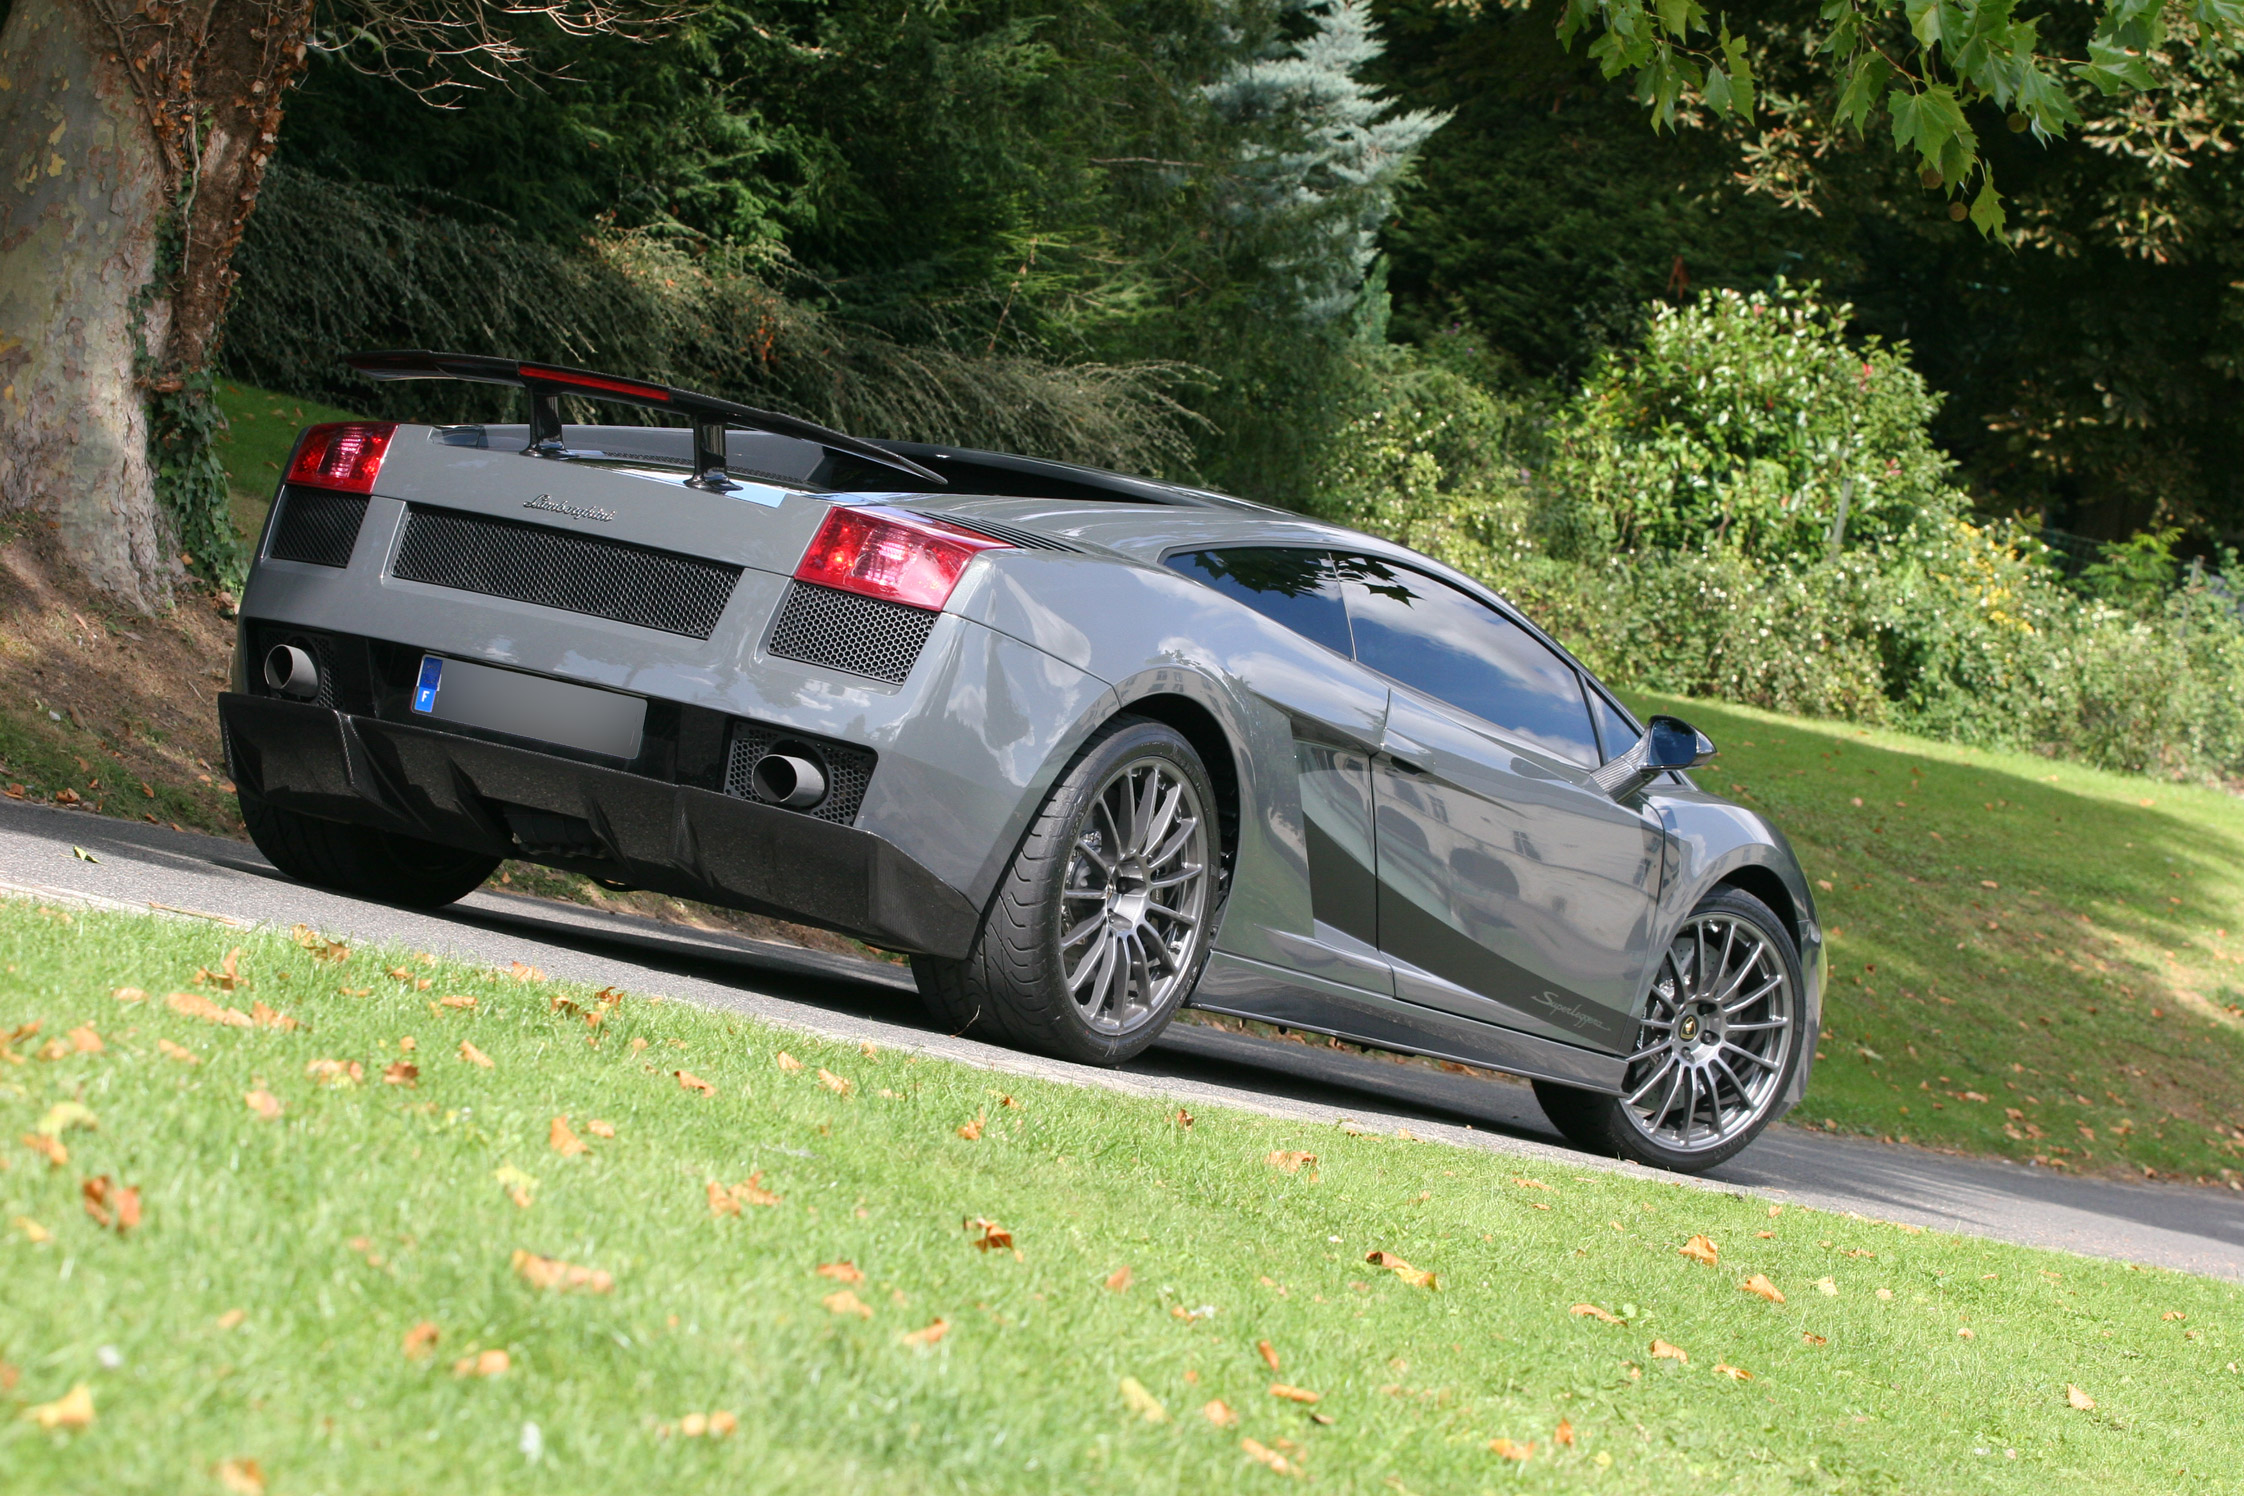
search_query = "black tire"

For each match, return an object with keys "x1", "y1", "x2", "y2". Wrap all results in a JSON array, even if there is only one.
[
  {"x1": 913, "y1": 716, "x2": 1221, "y2": 1065},
  {"x1": 1533, "y1": 886, "x2": 1806, "y2": 1174},
  {"x1": 240, "y1": 793, "x2": 501, "y2": 909}
]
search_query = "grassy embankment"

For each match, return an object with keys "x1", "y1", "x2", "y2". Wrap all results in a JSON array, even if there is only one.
[{"x1": 1, "y1": 901, "x2": 2238, "y2": 1493}]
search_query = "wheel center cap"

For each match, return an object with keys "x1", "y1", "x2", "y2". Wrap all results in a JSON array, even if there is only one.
[{"x1": 1677, "y1": 1013, "x2": 1702, "y2": 1043}]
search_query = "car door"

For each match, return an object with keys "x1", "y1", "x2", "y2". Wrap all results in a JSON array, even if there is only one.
[{"x1": 1337, "y1": 556, "x2": 1663, "y2": 1053}]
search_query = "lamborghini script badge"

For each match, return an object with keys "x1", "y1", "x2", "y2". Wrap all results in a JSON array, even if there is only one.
[{"x1": 524, "y1": 493, "x2": 616, "y2": 523}]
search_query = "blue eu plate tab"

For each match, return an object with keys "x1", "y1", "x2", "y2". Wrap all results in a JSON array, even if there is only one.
[{"x1": 412, "y1": 655, "x2": 443, "y2": 713}]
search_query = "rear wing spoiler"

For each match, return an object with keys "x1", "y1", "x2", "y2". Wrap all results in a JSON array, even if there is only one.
[{"x1": 343, "y1": 350, "x2": 944, "y2": 489}]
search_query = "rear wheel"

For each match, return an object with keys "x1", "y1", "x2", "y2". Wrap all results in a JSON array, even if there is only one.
[
  {"x1": 914, "y1": 717, "x2": 1219, "y2": 1065},
  {"x1": 240, "y1": 793, "x2": 500, "y2": 910},
  {"x1": 1533, "y1": 886, "x2": 1803, "y2": 1173}
]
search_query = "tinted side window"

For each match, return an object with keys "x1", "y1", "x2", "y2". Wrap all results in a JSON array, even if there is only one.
[
  {"x1": 1590, "y1": 690, "x2": 1640, "y2": 764},
  {"x1": 1337, "y1": 557, "x2": 1600, "y2": 767},
  {"x1": 1166, "y1": 548, "x2": 1353, "y2": 658}
]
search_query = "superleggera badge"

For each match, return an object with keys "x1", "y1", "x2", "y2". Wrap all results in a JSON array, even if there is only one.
[{"x1": 524, "y1": 493, "x2": 616, "y2": 522}]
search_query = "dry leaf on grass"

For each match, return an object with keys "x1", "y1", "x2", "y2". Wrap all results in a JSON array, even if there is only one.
[
  {"x1": 901, "y1": 1318, "x2": 950, "y2": 1347},
  {"x1": 22, "y1": 1133, "x2": 67, "y2": 1167},
  {"x1": 248, "y1": 1002, "x2": 299, "y2": 1031},
  {"x1": 956, "y1": 1115, "x2": 986, "y2": 1141},
  {"x1": 587, "y1": 1119, "x2": 616, "y2": 1138},
  {"x1": 548, "y1": 1117, "x2": 587, "y2": 1156},
  {"x1": 707, "y1": 1180, "x2": 742, "y2": 1218},
  {"x1": 965, "y1": 1217, "x2": 1013, "y2": 1252},
  {"x1": 1119, "y1": 1376, "x2": 1168, "y2": 1422},
  {"x1": 1802, "y1": 1331, "x2": 1829, "y2": 1346},
  {"x1": 1240, "y1": 1438, "x2": 1300, "y2": 1476},
  {"x1": 1650, "y1": 1339, "x2": 1688, "y2": 1364},
  {"x1": 170, "y1": 990, "x2": 252, "y2": 1028},
  {"x1": 1510, "y1": 1177, "x2": 1549, "y2": 1190},
  {"x1": 1104, "y1": 1265, "x2": 1133, "y2": 1292},
  {"x1": 1267, "y1": 1150, "x2": 1317, "y2": 1172},
  {"x1": 709, "y1": 1175, "x2": 781, "y2": 1214},
  {"x1": 22, "y1": 1383, "x2": 93, "y2": 1429},
  {"x1": 305, "y1": 1059, "x2": 363, "y2": 1087},
  {"x1": 66, "y1": 1025, "x2": 101, "y2": 1054},
  {"x1": 775, "y1": 1052, "x2": 804, "y2": 1072},
  {"x1": 402, "y1": 1321, "x2": 440, "y2": 1360},
  {"x1": 80, "y1": 1176, "x2": 140, "y2": 1232},
  {"x1": 216, "y1": 1309, "x2": 246, "y2": 1330},
  {"x1": 817, "y1": 1068, "x2": 853, "y2": 1096},
  {"x1": 494, "y1": 1165, "x2": 537, "y2": 1209},
  {"x1": 112, "y1": 987, "x2": 146, "y2": 1004},
  {"x1": 158, "y1": 1038, "x2": 199, "y2": 1065},
  {"x1": 674, "y1": 1070, "x2": 714, "y2": 1096},
  {"x1": 822, "y1": 1289, "x2": 873, "y2": 1319},
  {"x1": 290, "y1": 924, "x2": 348, "y2": 962},
  {"x1": 439, "y1": 995, "x2": 476, "y2": 1010},
  {"x1": 511, "y1": 1249, "x2": 613, "y2": 1294},
  {"x1": 458, "y1": 1041, "x2": 493, "y2": 1069},
  {"x1": 816, "y1": 1261, "x2": 865, "y2": 1284},
  {"x1": 2067, "y1": 1385, "x2": 2096, "y2": 1411},
  {"x1": 1258, "y1": 1339, "x2": 1281, "y2": 1371},
  {"x1": 1489, "y1": 1436, "x2": 1533, "y2": 1461},
  {"x1": 1571, "y1": 1303, "x2": 1625, "y2": 1325},
  {"x1": 1740, "y1": 1274, "x2": 1785, "y2": 1304},
  {"x1": 13, "y1": 1216, "x2": 51, "y2": 1243},
  {"x1": 215, "y1": 1458, "x2": 265, "y2": 1495},
  {"x1": 1202, "y1": 1399, "x2": 1239, "y2": 1428},
  {"x1": 1678, "y1": 1235, "x2": 1719, "y2": 1267},
  {"x1": 1175, "y1": 1108, "x2": 1194, "y2": 1129},
  {"x1": 1366, "y1": 1250, "x2": 1437, "y2": 1289},
  {"x1": 453, "y1": 1348, "x2": 510, "y2": 1378},
  {"x1": 243, "y1": 1090, "x2": 282, "y2": 1121},
  {"x1": 508, "y1": 962, "x2": 546, "y2": 983},
  {"x1": 1554, "y1": 1418, "x2": 1576, "y2": 1447},
  {"x1": 37, "y1": 1102, "x2": 96, "y2": 1138},
  {"x1": 382, "y1": 1062, "x2": 418, "y2": 1087},
  {"x1": 1814, "y1": 1276, "x2": 1838, "y2": 1296},
  {"x1": 1713, "y1": 1361, "x2": 1752, "y2": 1380},
  {"x1": 1269, "y1": 1384, "x2": 1320, "y2": 1404}
]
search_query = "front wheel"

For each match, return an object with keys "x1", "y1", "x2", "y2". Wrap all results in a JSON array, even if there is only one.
[
  {"x1": 1534, "y1": 886, "x2": 1805, "y2": 1173},
  {"x1": 914, "y1": 717, "x2": 1220, "y2": 1066}
]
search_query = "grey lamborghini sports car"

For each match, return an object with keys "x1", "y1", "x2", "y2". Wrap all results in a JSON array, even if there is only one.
[{"x1": 221, "y1": 352, "x2": 1822, "y2": 1171}]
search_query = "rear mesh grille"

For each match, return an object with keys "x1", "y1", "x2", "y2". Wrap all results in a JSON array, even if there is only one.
[
  {"x1": 724, "y1": 723, "x2": 876, "y2": 826},
  {"x1": 267, "y1": 488, "x2": 368, "y2": 568},
  {"x1": 766, "y1": 583, "x2": 936, "y2": 683},
  {"x1": 393, "y1": 505, "x2": 742, "y2": 639}
]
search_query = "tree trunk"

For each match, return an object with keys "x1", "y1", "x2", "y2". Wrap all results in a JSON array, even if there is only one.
[{"x1": 0, "y1": 0, "x2": 177, "y2": 611}]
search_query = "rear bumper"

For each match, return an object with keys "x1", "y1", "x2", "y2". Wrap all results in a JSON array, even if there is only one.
[{"x1": 219, "y1": 693, "x2": 980, "y2": 957}]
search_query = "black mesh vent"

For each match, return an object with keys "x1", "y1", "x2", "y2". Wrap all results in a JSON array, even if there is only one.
[
  {"x1": 766, "y1": 583, "x2": 936, "y2": 683},
  {"x1": 909, "y1": 513, "x2": 1077, "y2": 551},
  {"x1": 724, "y1": 723, "x2": 876, "y2": 826},
  {"x1": 393, "y1": 505, "x2": 742, "y2": 639},
  {"x1": 250, "y1": 624, "x2": 340, "y2": 708},
  {"x1": 267, "y1": 488, "x2": 369, "y2": 568}
]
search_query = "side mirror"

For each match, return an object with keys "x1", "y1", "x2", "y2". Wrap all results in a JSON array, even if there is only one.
[{"x1": 1589, "y1": 715, "x2": 1715, "y2": 801}]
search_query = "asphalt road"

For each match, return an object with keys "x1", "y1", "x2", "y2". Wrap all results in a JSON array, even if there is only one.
[{"x1": 4, "y1": 800, "x2": 2241, "y2": 1282}]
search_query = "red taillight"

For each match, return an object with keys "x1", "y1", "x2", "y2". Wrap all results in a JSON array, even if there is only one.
[
  {"x1": 284, "y1": 422, "x2": 396, "y2": 494},
  {"x1": 793, "y1": 506, "x2": 1009, "y2": 611}
]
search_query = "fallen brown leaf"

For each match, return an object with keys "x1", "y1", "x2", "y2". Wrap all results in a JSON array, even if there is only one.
[
  {"x1": 1571, "y1": 1303, "x2": 1625, "y2": 1324},
  {"x1": 1269, "y1": 1384, "x2": 1320, "y2": 1404},
  {"x1": 158, "y1": 1038, "x2": 199, "y2": 1065},
  {"x1": 1679, "y1": 1234, "x2": 1719, "y2": 1267},
  {"x1": 1202, "y1": 1398, "x2": 1239, "y2": 1428},
  {"x1": 23, "y1": 1382, "x2": 93, "y2": 1429},
  {"x1": 243, "y1": 1089, "x2": 282, "y2": 1121},
  {"x1": 66, "y1": 1025, "x2": 101, "y2": 1054},
  {"x1": 1240, "y1": 1437, "x2": 1299, "y2": 1476},
  {"x1": 775, "y1": 1051, "x2": 804, "y2": 1072},
  {"x1": 306, "y1": 1058, "x2": 363, "y2": 1087},
  {"x1": 1258, "y1": 1338, "x2": 1281, "y2": 1371},
  {"x1": 734, "y1": 1173, "x2": 782, "y2": 1207},
  {"x1": 901, "y1": 1319, "x2": 950, "y2": 1347},
  {"x1": 1803, "y1": 1331, "x2": 1829, "y2": 1346},
  {"x1": 382, "y1": 1061, "x2": 419, "y2": 1087},
  {"x1": 1104, "y1": 1265, "x2": 1133, "y2": 1292},
  {"x1": 248, "y1": 1002, "x2": 298, "y2": 1031},
  {"x1": 1366, "y1": 1249, "x2": 1437, "y2": 1289},
  {"x1": 13, "y1": 1216, "x2": 51, "y2": 1242},
  {"x1": 1175, "y1": 1107, "x2": 1194, "y2": 1129},
  {"x1": 1713, "y1": 1361, "x2": 1752, "y2": 1380},
  {"x1": 1650, "y1": 1339, "x2": 1688, "y2": 1364},
  {"x1": 112, "y1": 987, "x2": 147, "y2": 1004},
  {"x1": 817, "y1": 1067, "x2": 853, "y2": 1096},
  {"x1": 1554, "y1": 1417, "x2": 1576, "y2": 1447},
  {"x1": 453, "y1": 1348, "x2": 510, "y2": 1378},
  {"x1": 822, "y1": 1289, "x2": 873, "y2": 1319},
  {"x1": 507, "y1": 962, "x2": 546, "y2": 982},
  {"x1": 511, "y1": 1249, "x2": 613, "y2": 1294},
  {"x1": 2067, "y1": 1385, "x2": 2096, "y2": 1411},
  {"x1": 1740, "y1": 1273, "x2": 1785, "y2": 1304},
  {"x1": 215, "y1": 1308, "x2": 246, "y2": 1330},
  {"x1": 1267, "y1": 1150, "x2": 1317, "y2": 1172},
  {"x1": 549, "y1": 1116, "x2": 587, "y2": 1155},
  {"x1": 458, "y1": 1041, "x2": 493, "y2": 1069},
  {"x1": 22, "y1": 1133, "x2": 66, "y2": 1167},
  {"x1": 965, "y1": 1217, "x2": 1014, "y2": 1252},
  {"x1": 1489, "y1": 1436, "x2": 1533, "y2": 1461},
  {"x1": 169, "y1": 990, "x2": 252, "y2": 1027},
  {"x1": 956, "y1": 1115, "x2": 985, "y2": 1141},
  {"x1": 816, "y1": 1261, "x2": 865, "y2": 1284},
  {"x1": 290, "y1": 924, "x2": 348, "y2": 962},
  {"x1": 402, "y1": 1321, "x2": 440, "y2": 1359},
  {"x1": 80, "y1": 1176, "x2": 139, "y2": 1232},
  {"x1": 1510, "y1": 1176, "x2": 1549, "y2": 1190},
  {"x1": 675, "y1": 1069, "x2": 714, "y2": 1095},
  {"x1": 1118, "y1": 1376, "x2": 1167, "y2": 1422},
  {"x1": 439, "y1": 995, "x2": 476, "y2": 1010},
  {"x1": 586, "y1": 1118, "x2": 615, "y2": 1138},
  {"x1": 215, "y1": 1456, "x2": 265, "y2": 1494}
]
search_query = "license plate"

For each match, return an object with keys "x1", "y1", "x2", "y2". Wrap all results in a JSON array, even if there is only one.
[{"x1": 409, "y1": 653, "x2": 645, "y2": 760}]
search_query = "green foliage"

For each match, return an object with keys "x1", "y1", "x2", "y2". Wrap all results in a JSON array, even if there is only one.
[
  {"x1": 2078, "y1": 526, "x2": 2184, "y2": 613},
  {"x1": 145, "y1": 374, "x2": 244, "y2": 592}
]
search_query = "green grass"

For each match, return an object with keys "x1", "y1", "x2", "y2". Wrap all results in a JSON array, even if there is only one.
[
  {"x1": 212, "y1": 382, "x2": 363, "y2": 544},
  {"x1": 1630, "y1": 691, "x2": 2244, "y2": 1185},
  {"x1": 2, "y1": 902, "x2": 2239, "y2": 1493}
]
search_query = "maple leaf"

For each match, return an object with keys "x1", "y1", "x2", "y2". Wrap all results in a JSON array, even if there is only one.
[
  {"x1": 1570, "y1": 1303, "x2": 1625, "y2": 1324},
  {"x1": 1366, "y1": 1250, "x2": 1437, "y2": 1289},
  {"x1": 1489, "y1": 1436, "x2": 1534, "y2": 1460},
  {"x1": 817, "y1": 1067, "x2": 853, "y2": 1096},
  {"x1": 1120, "y1": 1376, "x2": 1168, "y2": 1422},
  {"x1": 158, "y1": 1038, "x2": 199, "y2": 1065},
  {"x1": 1650, "y1": 1339, "x2": 1688, "y2": 1364},
  {"x1": 1240, "y1": 1437, "x2": 1300, "y2": 1475},
  {"x1": 816, "y1": 1261, "x2": 865, "y2": 1284},
  {"x1": 1202, "y1": 1399, "x2": 1239, "y2": 1428},
  {"x1": 1258, "y1": 1339, "x2": 1281, "y2": 1371},
  {"x1": 675, "y1": 1070, "x2": 715, "y2": 1095},
  {"x1": 458, "y1": 1041, "x2": 494, "y2": 1069},
  {"x1": 549, "y1": 1116, "x2": 587, "y2": 1156},
  {"x1": 1679, "y1": 1235, "x2": 1719, "y2": 1267},
  {"x1": 244, "y1": 1089, "x2": 282, "y2": 1121},
  {"x1": 170, "y1": 990, "x2": 252, "y2": 1027},
  {"x1": 901, "y1": 1318, "x2": 950, "y2": 1347},
  {"x1": 1267, "y1": 1150, "x2": 1317, "y2": 1172},
  {"x1": 401, "y1": 1321, "x2": 441, "y2": 1360},
  {"x1": 453, "y1": 1348, "x2": 510, "y2": 1378},
  {"x1": 822, "y1": 1289, "x2": 873, "y2": 1319},
  {"x1": 956, "y1": 1114, "x2": 986, "y2": 1141},
  {"x1": 707, "y1": 1180, "x2": 742, "y2": 1217},
  {"x1": 23, "y1": 1382, "x2": 94, "y2": 1429},
  {"x1": 1740, "y1": 1274, "x2": 1785, "y2": 1304},
  {"x1": 1105, "y1": 1265, "x2": 1133, "y2": 1292},
  {"x1": 2067, "y1": 1385, "x2": 2096, "y2": 1411},
  {"x1": 382, "y1": 1061, "x2": 419, "y2": 1087},
  {"x1": 965, "y1": 1217, "x2": 1013, "y2": 1252},
  {"x1": 511, "y1": 1249, "x2": 613, "y2": 1293}
]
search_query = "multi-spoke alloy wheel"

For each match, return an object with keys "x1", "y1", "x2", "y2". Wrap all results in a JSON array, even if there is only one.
[
  {"x1": 1531, "y1": 886, "x2": 1807, "y2": 1173},
  {"x1": 913, "y1": 718, "x2": 1222, "y2": 1065},
  {"x1": 1059, "y1": 756, "x2": 1211, "y2": 1036},
  {"x1": 1617, "y1": 910, "x2": 1796, "y2": 1154}
]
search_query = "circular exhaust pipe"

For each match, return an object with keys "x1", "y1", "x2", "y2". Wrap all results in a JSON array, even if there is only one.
[
  {"x1": 751, "y1": 751, "x2": 827, "y2": 809},
  {"x1": 263, "y1": 644, "x2": 320, "y2": 700}
]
